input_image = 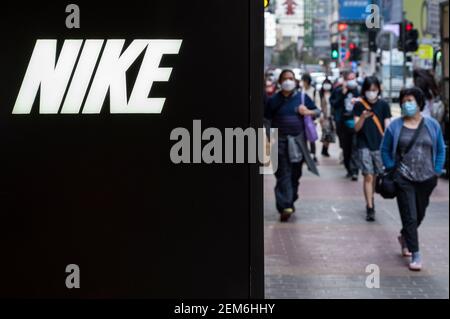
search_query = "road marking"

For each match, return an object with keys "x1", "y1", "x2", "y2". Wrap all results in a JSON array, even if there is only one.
[{"x1": 331, "y1": 206, "x2": 343, "y2": 220}]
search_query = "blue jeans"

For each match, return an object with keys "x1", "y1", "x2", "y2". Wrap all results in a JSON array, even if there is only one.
[{"x1": 274, "y1": 137, "x2": 304, "y2": 213}]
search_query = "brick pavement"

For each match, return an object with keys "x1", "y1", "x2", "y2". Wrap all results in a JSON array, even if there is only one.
[{"x1": 264, "y1": 140, "x2": 449, "y2": 299}]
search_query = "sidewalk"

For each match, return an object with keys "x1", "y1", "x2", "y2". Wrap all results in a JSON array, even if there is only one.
[{"x1": 264, "y1": 140, "x2": 449, "y2": 299}]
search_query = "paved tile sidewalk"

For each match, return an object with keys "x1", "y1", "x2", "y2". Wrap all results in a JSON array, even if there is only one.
[{"x1": 264, "y1": 141, "x2": 449, "y2": 299}]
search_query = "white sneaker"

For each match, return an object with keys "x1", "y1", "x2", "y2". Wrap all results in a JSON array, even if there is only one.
[
  {"x1": 409, "y1": 261, "x2": 422, "y2": 271},
  {"x1": 409, "y1": 252, "x2": 422, "y2": 271}
]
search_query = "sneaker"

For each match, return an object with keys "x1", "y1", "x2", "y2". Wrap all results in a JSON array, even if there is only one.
[
  {"x1": 397, "y1": 235, "x2": 412, "y2": 257},
  {"x1": 409, "y1": 252, "x2": 422, "y2": 271},
  {"x1": 409, "y1": 261, "x2": 422, "y2": 271},
  {"x1": 366, "y1": 207, "x2": 375, "y2": 222},
  {"x1": 280, "y1": 208, "x2": 294, "y2": 222},
  {"x1": 351, "y1": 174, "x2": 358, "y2": 181}
]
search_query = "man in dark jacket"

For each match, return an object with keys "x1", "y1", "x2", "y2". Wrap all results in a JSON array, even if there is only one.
[{"x1": 330, "y1": 71, "x2": 360, "y2": 180}]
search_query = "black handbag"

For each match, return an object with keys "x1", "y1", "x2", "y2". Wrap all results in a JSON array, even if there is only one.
[
  {"x1": 376, "y1": 119, "x2": 424, "y2": 199},
  {"x1": 375, "y1": 169, "x2": 397, "y2": 199}
]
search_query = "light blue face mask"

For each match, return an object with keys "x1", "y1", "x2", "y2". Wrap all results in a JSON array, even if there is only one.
[{"x1": 401, "y1": 101, "x2": 418, "y2": 117}]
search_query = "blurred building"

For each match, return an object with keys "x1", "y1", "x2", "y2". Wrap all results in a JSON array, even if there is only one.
[
  {"x1": 313, "y1": 0, "x2": 332, "y2": 59},
  {"x1": 402, "y1": 0, "x2": 444, "y2": 70},
  {"x1": 303, "y1": 0, "x2": 314, "y2": 51}
]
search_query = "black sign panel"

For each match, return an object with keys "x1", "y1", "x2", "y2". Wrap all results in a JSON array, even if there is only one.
[{"x1": 0, "y1": 1, "x2": 263, "y2": 298}]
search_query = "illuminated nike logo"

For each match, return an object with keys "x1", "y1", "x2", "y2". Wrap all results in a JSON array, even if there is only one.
[{"x1": 13, "y1": 39, "x2": 182, "y2": 114}]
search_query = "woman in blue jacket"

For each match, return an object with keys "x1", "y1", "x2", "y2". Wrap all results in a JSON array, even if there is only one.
[{"x1": 381, "y1": 87, "x2": 446, "y2": 271}]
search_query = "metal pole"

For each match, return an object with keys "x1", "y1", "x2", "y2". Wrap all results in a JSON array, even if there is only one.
[{"x1": 402, "y1": 11, "x2": 407, "y2": 87}]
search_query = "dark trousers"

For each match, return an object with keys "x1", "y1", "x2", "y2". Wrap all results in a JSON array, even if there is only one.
[
  {"x1": 274, "y1": 138, "x2": 304, "y2": 213},
  {"x1": 338, "y1": 122, "x2": 359, "y2": 175},
  {"x1": 395, "y1": 174, "x2": 438, "y2": 253},
  {"x1": 309, "y1": 141, "x2": 316, "y2": 155}
]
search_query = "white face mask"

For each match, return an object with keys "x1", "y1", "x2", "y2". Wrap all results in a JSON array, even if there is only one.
[
  {"x1": 323, "y1": 83, "x2": 332, "y2": 91},
  {"x1": 365, "y1": 91, "x2": 379, "y2": 102},
  {"x1": 281, "y1": 79, "x2": 296, "y2": 92},
  {"x1": 346, "y1": 80, "x2": 358, "y2": 89}
]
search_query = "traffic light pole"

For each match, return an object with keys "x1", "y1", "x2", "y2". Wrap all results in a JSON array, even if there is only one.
[{"x1": 402, "y1": 11, "x2": 407, "y2": 87}]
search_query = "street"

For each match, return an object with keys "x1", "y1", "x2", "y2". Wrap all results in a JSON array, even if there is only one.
[{"x1": 264, "y1": 139, "x2": 449, "y2": 299}]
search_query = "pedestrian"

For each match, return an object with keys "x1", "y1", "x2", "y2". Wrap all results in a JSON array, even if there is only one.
[
  {"x1": 330, "y1": 71, "x2": 360, "y2": 180},
  {"x1": 413, "y1": 69, "x2": 445, "y2": 124},
  {"x1": 333, "y1": 71, "x2": 346, "y2": 90},
  {"x1": 265, "y1": 78, "x2": 277, "y2": 99},
  {"x1": 265, "y1": 69, "x2": 321, "y2": 222},
  {"x1": 380, "y1": 87, "x2": 446, "y2": 271},
  {"x1": 354, "y1": 76, "x2": 392, "y2": 221},
  {"x1": 301, "y1": 73, "x2": 319, "y2": 163},
  {"x1": 332, "y1": 72, "x2": 347, "y2": 164},
  {"x1": 319, "y1": 78, "x2": 335, "y2": 157}
]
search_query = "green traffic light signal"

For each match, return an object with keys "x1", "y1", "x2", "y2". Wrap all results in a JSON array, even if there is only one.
[
  {"x1": 331, "y1": 43, "x2": 339, "y2": 59},
  {"x1": 331, "y1": 50, "x2": 339, "y2": 59}
]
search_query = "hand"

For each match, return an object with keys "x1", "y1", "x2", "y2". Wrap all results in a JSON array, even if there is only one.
[
  {"x1": 298, "y1": 105, "x2": 311, "y2": 116},
  {"x1": 362, "y1": 110, "x2": 373, "y2": 119},
  {"x1": 351, "y1": 98, "x2": 358, "y2": 105}
]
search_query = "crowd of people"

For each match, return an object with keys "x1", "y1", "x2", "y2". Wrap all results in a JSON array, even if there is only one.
[{"x1": 264, "y1": 67, "x2": 446, "y2": 271}]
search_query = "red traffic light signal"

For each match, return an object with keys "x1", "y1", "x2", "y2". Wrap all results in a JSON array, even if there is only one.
[
  {"x1": 349, "y1": 43, "x2": 362, "y2": 62},
  {"x1": 338, "y1": 23, "x2": 348, "y2": 32},
  {"x1": 405, "y1": 22, "x2": 413, "y2": 32}
]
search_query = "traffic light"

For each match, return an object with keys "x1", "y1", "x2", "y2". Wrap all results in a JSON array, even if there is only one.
[
  {"x1": 338, "y1": 23, "x2": 348, "y2": 32},
  {"x1": 398, "y1": 20, "x2": 419, "y2": 52},
  {"x1": 405, "y1": 22, "x2": 419, "y2": 52},
  {"x1": 349, "y1": 43, "x2": 362, "y2": 62},
  {"x1": 331, "y1": 43, "x2": 339, "y2": 60}
]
